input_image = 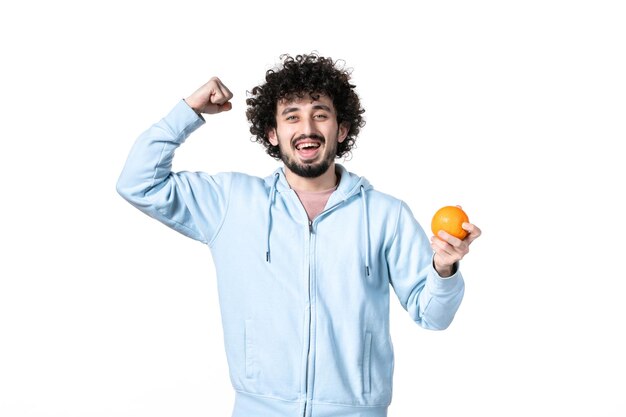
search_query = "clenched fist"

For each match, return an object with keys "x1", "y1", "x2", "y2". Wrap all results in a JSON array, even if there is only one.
[{"x1": 185, "y1": 77, "x2": 233, "y2": 115}]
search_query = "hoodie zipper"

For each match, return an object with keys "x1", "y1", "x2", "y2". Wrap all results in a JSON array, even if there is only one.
[
  {"x1": 303, "y1": 220, "x2": 313, "y2": 417},
  {"x1": 302, "y1": 202, "x2": 346, "y2": 417}
]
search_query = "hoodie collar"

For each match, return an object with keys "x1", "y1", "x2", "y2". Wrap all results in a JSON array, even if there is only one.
[
  {"x1": 264, "y1": 164, "x2": 373, "y2": 278},
  {"x1": 264, "y1": 163, "x2": 372, "y2": 202}
]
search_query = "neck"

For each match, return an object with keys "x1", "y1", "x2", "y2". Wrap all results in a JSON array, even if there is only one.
[{"x1": 284, "y1": 163, "x2": 338, "y2": 192}]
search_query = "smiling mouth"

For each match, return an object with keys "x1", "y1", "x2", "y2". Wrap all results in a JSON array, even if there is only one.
[
  {"x1": 295, "y1": 141, "x2": 321, "y2": 150},
  {"x1": 293, "y1": 134, "x2": 325, "y2": 150},
  {"x1": 293, "y1": 139, "x2": 323, "y2": 162}
]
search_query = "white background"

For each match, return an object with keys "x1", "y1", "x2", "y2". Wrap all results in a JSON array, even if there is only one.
[{"x1": 1, "y1": 1, "x2": 625, "y2": 416}]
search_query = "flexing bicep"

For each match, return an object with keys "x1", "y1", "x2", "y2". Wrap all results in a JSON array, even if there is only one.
[
  {"x1": 138, "y1": 171, "x2": 233, "y2": 244},
  {"x1": 117, "y1": 100, "x2": 231, "y2": 244}
]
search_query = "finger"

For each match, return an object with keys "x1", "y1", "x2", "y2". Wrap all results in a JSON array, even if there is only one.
[
  {"x1": 219, "y1": 81, "x2": 234, "y2": 101},
  {"x1": 211, "y1": 78, "x2": 234, "y2": 104},
  {"x1": 431, "y1": 239, "x2": 457, "y2": 265},
  {"x1": 210, "y1": 88, "x2": 229, "y2": 105},
  {"x1": 205, "y1": 79, "x2": 227, "y2": 105},
  {"x1": 437, "y1": 230, "x2": 463, "y2": 248},
  {"x1": 216, "y1": 102, "x2": 232, "y2": 112},
  {"x1": 462, "y1": 223, "x2": 482, "y2": 244},
  {"x1": 431, "y1": 235, "x2": 455, "y2": 256},
  {"x1": 432, "y1": 236, "x2": 468, "y2": 266},
  {"x1": 431, "y1": 237, "x2": 448, "y2": 253}
]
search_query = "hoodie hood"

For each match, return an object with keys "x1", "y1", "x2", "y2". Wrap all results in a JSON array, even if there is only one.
[{"x1": 264, "y1": 163, "x2": 372, "y2": 202}]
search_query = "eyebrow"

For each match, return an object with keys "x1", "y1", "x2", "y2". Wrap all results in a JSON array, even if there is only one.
[{"x1": 281, "y1": 104, "x2": 333, "y2": 116}]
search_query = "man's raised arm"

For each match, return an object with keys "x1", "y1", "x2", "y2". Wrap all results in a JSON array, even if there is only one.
[{"x1": 116, "y1": 78, "x2": 234, "y2": 244}]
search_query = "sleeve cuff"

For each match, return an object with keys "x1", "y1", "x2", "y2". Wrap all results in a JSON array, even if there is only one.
[
  {"x1": 431, "y1": 253, "x2": 460, "y2": 279},
  {"x1": 428, "y1": 254, "x2": 463, "y2": 293},
  {"x1": 162, "y1": 99, "x2": 206, "y2": 144}
]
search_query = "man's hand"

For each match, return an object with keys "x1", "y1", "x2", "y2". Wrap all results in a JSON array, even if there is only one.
[
  {"x1": 431, "y1": 219, "x2": 482, "y2": 278},
  {"x1": 185, "y1": 77, "x2": 233, "y2": 115}
]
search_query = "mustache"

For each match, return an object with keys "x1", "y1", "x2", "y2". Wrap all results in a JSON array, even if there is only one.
[{"x1": 292, "y1": 134, "x2": 325, "y2": 147}]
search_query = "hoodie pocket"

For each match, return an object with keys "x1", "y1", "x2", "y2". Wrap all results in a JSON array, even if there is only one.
[
  {"x1": 362, "y1": 332, "x2": 372, "y2": 394},
  {"x1": 245, "y1": 319, "x2": 256, "y2": 379}
]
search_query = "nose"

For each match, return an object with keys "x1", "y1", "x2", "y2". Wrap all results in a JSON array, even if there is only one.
[{"x1": 301, "y1": 117, "x2": 318, "y2": 137}]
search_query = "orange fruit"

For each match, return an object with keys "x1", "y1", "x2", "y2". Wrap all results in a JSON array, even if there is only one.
[{"x1": 431, "y1": 206, "x2": 469, "y2": 240}]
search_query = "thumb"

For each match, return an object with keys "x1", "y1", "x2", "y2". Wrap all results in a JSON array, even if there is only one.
[{"x1": 216, "y1": 102, "x2": 232, "y2": 113}]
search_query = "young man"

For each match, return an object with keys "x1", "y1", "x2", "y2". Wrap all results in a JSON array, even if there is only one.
[{"x1": 117, "y1": 53, "x2": 481, "y2": 417}]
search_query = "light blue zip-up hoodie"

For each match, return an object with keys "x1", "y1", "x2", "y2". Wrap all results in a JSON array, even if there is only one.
[{"x1": 117, "y1": 100, "x2": 465, "y2": 417}]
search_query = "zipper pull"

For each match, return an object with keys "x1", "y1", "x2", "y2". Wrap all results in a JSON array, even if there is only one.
[{"x1": 309, "y1": 220, "x2": 313, "y2": 234}]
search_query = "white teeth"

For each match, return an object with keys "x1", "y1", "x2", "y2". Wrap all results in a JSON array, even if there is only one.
[{"x1": 297, "y1": 143, "x2": 321, "y2": 150}]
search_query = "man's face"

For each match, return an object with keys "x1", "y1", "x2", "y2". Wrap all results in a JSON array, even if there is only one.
[{"x1": 268, "y1": 94, "x2": 348, "y2": 178}]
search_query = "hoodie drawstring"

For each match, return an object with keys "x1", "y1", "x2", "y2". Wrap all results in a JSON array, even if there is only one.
[
  {"x1": 266, "y1": 173, "x2": 280, "y2": 262},
  {"x1": 360, "y1": 185, "x2": 371, "y2": 276},
  {"x1": 266, "y1": 173, "x2": 370, "y2": 275}
]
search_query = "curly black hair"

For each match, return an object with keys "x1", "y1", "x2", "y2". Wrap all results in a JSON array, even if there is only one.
[{"x1": 246, "y1": 53, "x2": 365, "y2": 159}]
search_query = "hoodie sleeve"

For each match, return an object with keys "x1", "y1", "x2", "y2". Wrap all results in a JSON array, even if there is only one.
[
  {"x1": 116, "y1": 100, "x2": 232, "y2": 245},
  {"x1": 386, "y1": 201, "x2": 465, "y2": 330}
]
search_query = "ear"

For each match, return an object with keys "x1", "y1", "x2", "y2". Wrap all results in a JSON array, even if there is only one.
[
  {"x1": 268, "y1": 128, "x2": 278, "y2": 146},
  {"x1": 337, "y1": 122, "x2": 350, "y2": 143}
]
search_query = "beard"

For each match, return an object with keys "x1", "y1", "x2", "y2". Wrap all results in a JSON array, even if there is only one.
[
  {"x1": 278, "y1": 134, "x2": 338, "y2": 178},
  {"x1": 282, "y1": 153, "x2": 334, "y2": 178}
]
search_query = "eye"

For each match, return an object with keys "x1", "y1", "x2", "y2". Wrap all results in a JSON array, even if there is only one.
[
  {"x1": 285, "y1": 115, "x2": 298, "y2": 121},
  {"x1": 314, "y1": 113, "x2": 328, "y2": 120}
]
